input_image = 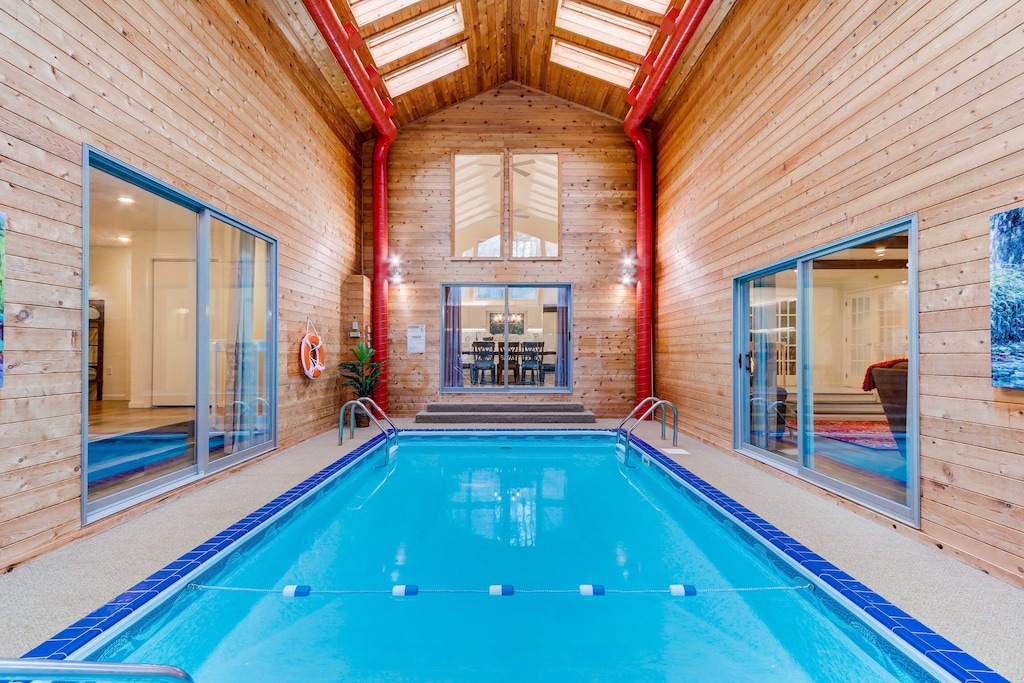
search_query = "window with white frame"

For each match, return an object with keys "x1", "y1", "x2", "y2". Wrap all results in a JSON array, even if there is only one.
[{"x1": 452, "y1": 152, "x2": 560, "y2": 259}]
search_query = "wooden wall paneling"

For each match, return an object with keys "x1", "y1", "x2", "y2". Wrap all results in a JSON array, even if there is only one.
[
  {"x1": 921, "y1": 498, "x2": 1024, "y2": 585},
  {"x1": 0, "y1": 500, "x2": 82, "y2": 569},
  {"x1": 657, "y1": 0, "x2": 905, "y2": 188},
  {"x1": 658, "y1": 0, "x2": 957, "y2": 225},
  {"x1": 650, "y1": 0, "x2": 739, "y2": 122},
  {"x1": 1, "y1": 0, "x2": 362, "y2": 570},
  {"x1": 655, "y1": 0, "x2": 859, "y2": 193},
  {"x1": 665, "y1": 2, "x2": 1020, "y2": 252},
  {"x1": 259, "y1": 0, "x2": 372, "y2": 133},
  {"x1": 366, "y1": 83, "x2": 636, "y2": 417},
  {"x1": 654, "y1": 0, "x2": 1024, "y2": 587},
  {"x1": 0, "y1": 436, "x2": 81, "y2": 482},
  {"x1": 340, "y1": 274, "x2": 372, "y2": 395}
]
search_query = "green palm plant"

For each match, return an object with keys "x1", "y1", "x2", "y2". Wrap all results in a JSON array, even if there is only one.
[{"x1": 338, "y1": 341, "x2": 385, "y2": 398}]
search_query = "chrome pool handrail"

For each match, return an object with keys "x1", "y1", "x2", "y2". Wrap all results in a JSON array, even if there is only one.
[
  {"x1": 0, "y1": 658, "x2": 194, "y2": 682},
  {"x1": 617, "y1": 397, "x2": 677, "y2": 447},
  {"x1": 339, "y1": 400, "x2": 397, "y2": 467},
  {"x1": 616, "y1": 396, "x2": 660, "y2": 434},
  {"x1": 357, "y1": 396, "x2": 399, "y2": 443},
  {"x1": 616, "y1": 398, "x2": 679, "y2": 467}
]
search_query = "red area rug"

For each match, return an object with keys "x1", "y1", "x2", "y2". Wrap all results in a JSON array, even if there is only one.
[{"x1": 812, "y1": 420, "x2": 898, "y2": 450}]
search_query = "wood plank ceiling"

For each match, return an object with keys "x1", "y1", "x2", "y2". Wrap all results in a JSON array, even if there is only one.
[{"x1": 261, "y1": 0, "x2": 736, "y2": 136}]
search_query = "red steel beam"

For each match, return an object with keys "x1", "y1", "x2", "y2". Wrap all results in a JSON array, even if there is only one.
[
  {"x1": 623, "y1": 0, "x2": 714, "y2": 405},
  {"x1": 300, "y1": 1, "x2": 397, "y2": 411}
]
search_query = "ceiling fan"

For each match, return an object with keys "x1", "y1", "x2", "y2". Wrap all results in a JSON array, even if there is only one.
[
  {"x1": 484, "y1": 208, "x2": 530, "y2": 218},
  {"x1": 482, "y1": 159, "x2": 536, "y2": 177}
]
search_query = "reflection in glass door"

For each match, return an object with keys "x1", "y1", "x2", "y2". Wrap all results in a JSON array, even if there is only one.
[
  {"x1": 86, "y1": 168, "x2": 198, "y2": 504},
  {"x1": 808, "y1": 236, "x2": 910, "y2": 506},
  {"x1": 209, "y1": 218, "x2": 273, "y2": 462},
  {"x1": 741, "y1": 269, "x2": 798, "y2": 462},
  {"x1": 442, "y1": 284, "x2": 571, "y2": 391},
  {"x1": 85, "y1": 151, "x2": 278, "y2": 519},
  {"x1": 735, "y1": 219, "x2": 917, "y2": 523}
]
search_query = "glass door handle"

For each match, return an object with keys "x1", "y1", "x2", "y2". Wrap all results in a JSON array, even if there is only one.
[{"x1": 739, "y1": 353, "x2": 753, "y2": 374}]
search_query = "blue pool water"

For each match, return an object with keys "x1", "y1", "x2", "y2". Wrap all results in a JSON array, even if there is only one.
[{"x1": 37, "y1": 431, "x2": 1001, "y2": 682}]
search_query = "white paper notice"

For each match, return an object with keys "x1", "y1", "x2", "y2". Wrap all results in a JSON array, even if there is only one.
[{"x1": 407, "y1": 324, "x2": 426, "y2": 353}]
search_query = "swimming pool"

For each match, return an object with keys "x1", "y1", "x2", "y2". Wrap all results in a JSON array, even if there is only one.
[{"x1": 25, "y1": 431, "x2": 1004, "y2": 682}]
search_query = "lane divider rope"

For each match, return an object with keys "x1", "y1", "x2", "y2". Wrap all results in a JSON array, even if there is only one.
[{"x1": 188, "y1": 582, "x2": 812, "y2": 598}]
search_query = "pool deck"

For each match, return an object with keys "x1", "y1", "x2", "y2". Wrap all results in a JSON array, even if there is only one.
[{"x1": 2, "y1": 420, "x2": 1023, "y2": 682}]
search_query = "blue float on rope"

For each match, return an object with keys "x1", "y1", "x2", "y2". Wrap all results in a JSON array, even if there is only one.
[
  {"x1": 391, "y1": 584, "x2": 419, "y2": 596},
  {"x1": 489, "y1": 584, "x2": 515, "y2": 596},
  {"x1": 669, "y1": 584, "x2": 697, "y2": 597},
  {"x1": 282, "y1": 585, "x2": 311, "y2": 597},
  {"x1": 579, "y1": 584, "x2": 606, "y2": 596}
]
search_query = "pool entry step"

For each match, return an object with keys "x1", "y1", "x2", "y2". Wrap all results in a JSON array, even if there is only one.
[{"x1": 414, "y1": 402, "x2": 596, "y2": 424}]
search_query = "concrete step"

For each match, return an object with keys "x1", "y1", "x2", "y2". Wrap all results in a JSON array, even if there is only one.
[
  {"x1": 415, "y1": 401, "x2": 596, "y2": 423},
  {"x1": 415, "y1": 411, "x2": 596, "y2": 424},
  {"x1": 422, "y1": 402, "x2": 586, "y2": 413}
]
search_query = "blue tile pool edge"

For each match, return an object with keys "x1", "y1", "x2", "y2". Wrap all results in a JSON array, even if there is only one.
[
  {"x1": 20, "y1": 428, "x2": 1009, "y2": 683},
  {"x1": 20, "y1": 431, "x2": 389, "y2": 662},
  {"x1": 624, "y1": 435, "x2": 1009, "y2": 683}
]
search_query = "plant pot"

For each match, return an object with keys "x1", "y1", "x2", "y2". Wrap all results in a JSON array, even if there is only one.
[{"x1": 354, "y1": 411, "x2": 370, "y2": 428}]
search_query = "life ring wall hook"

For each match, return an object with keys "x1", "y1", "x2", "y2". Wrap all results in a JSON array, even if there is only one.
[{"x1": 301, "y1": 319, "x2": 325, "y2": 379}]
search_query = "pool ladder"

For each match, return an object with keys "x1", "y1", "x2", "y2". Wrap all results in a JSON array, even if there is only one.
[
  {"x1": 0, "y1": 658, "x2": 193, "y2": 681},
  {"x1": 340, "y1": 397, "x2": 399, "y2": 467},
  {"x1": 616, "y1": 396, "x2": 679, "y2": 467}
]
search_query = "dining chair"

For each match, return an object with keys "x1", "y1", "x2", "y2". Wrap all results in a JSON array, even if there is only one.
[
  {"x1": 499, "y1": 341, "x2": 521, "y2": 384},
  {"x1": 470, "y1": 341, "x2": 497, "y2": 385},
  {"x1": 519, "y1": 341, "x2": 544, "y2": 385}
]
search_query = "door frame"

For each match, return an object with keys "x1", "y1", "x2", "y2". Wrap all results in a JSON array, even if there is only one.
[{"x1": 732, "y1": 215, "x2": 920, "y2": 526}]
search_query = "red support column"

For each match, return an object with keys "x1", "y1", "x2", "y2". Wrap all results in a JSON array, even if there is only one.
[
  {"x1": 371, "y1": 134, "x2": 392, "y2": 409},
  {"x1": 623, "y1": 0, "x2": 714, "y2": 406},
  {"x1": 300, "y1": 0, "x2": 397, "y2": 411}
]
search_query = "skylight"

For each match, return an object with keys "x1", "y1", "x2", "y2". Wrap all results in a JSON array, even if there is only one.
[
  {"x1": 383, "y1": 43, "x2": 470, "y2": 96},
  {"x1": 549, "y1": 38, "x2": 639, "y2": 89},
  {"x1": 365, "y1": 3, "x2": 465, "y2": 67},
  {"x1": 554, "y1": 0, "x2": 657, "y2": 56},
  {"x1": 348, "y1": 0, "x2": 422, "y2": 26},
  {"x1": 617, "y1": 0, "x2": 671, "y2": 14}
]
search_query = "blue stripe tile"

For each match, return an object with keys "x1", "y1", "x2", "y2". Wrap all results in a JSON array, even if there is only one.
[{"x1": 628, "y1": 432, "x2": 1006, "y2": 683}]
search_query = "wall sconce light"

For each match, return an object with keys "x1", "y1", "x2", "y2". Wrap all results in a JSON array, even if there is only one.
[
  {"x1": 387, "y1": 255, "x2": 403, "y2": 284},
  {"x1": 621, "y1": 254, "x2": 638, "y2": 285}
]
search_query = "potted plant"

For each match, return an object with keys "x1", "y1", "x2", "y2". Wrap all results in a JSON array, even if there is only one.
[{"x1": 338, "y1": 341, "x2": 385, "y2": 427}]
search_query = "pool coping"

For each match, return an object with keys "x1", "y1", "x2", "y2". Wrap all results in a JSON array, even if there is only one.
[{"x1": 20, "y1": 428, "x2": 1008, "y2": 683}]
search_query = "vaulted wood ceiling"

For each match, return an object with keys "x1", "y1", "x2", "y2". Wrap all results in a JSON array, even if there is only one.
[{"x1": 259, "y1": 0, "x2": 736, "y2": 136}]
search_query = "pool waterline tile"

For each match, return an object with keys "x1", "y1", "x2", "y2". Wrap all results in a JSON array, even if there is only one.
[
  {"x1": 20, "y1": 429, "x2": 1008, "y2": 682},
  {"x1": 630, "y1": 434, "x2": 1006, "y2": 683}
]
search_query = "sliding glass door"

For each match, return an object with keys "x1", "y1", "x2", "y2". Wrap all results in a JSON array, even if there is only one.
[
  {"x1": 208, "y1": 218, "x2": 273, "y2": 462},
  {"x1": 442, "y1": 284, "x2": 571, "y2": 391},
  {"x1": 86, "y1": 167, "x2": 199, "y2": 505},
  {"x1": 84, "y1": 150, "x2": 277, "y2": 519},
  {"x1": 742, "y1": 268, "x2": 798, "y2": 463},
  {"x1": 735, "y1": 217, "x2": 918, "y2": 523}
]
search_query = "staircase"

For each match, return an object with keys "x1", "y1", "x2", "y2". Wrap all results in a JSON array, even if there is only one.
[{"x1": 414, "y1": 402, "x2": 596, "y2": 424}]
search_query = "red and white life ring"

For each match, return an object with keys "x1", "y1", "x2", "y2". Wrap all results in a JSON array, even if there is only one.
[{"x1": 300, "y1": 320, "x2": 325, "y2": 379}]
